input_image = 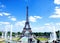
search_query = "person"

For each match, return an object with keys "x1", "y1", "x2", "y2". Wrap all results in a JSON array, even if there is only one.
[
  {"x1": 53, "y1": 40, "x2": 58, "y2": 43},
  {"x1": 45, "y1": 41, "x2": 48, "y2": 43},
  {"x1": 28, "y1": 38, "x2": 32, "y2": 43},
  {"x1": 37, "y1": 39, "x2": 40, "y2": 43},
  {"x1": 8, "y1": 42, "x2": 10, "y2": 43}
]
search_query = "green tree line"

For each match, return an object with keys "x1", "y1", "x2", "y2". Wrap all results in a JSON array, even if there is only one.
[{"x1": 0, "y1": 31, "x2": 60, "y2": 38}]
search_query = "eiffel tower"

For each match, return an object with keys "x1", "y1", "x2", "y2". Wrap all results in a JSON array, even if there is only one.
[{"x1": 22, "y1": 6, "x2": 32, "y2": 36}]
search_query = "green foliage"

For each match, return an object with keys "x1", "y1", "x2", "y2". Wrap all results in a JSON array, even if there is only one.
[
  {"x1": 7, "y1": 31, "x2": 10, "y2": 36},
  {"x1": 17, "y1": 32, "x2": 21, "y2": 35},
  {"x1": 12, "y1": 32, "x2": 16, "y2": 36},
  {"x1": 32, "y1": 32, "x2": 50, "y2": 37},
  {"x1": 37, "y1": 37, "x2": 48, "y2": 41},
  {"x1": 0, "y1": 32, "x2": 2, "y2": 36}
]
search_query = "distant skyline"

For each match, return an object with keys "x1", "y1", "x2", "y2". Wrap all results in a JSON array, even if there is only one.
[{"x1": 0, "y1": 0, "x2": 60, "y2": 32}]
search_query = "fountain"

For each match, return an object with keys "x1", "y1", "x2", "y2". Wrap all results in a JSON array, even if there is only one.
[
  {"x1": 52, "y1": 26, "x2": 57, "y2": 41},
  {"x1": 2, "y1": 31, "x2": 4, "y2": 38},
  {"x1": 4, "y1": 25, "x2": 13, "y2": 43},
  {"x1": 5, "y1": 25, "x2": 8, "y2": 41},
  {"x1": 10, "y1": 25, "x2": 12, "y2": 43},
  {"x1": 49, "y1": 26, "x2": 57, "y2": 43}
]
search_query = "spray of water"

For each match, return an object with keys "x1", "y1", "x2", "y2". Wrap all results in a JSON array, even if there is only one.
[
  {"x1": 49, "y1": 26, "x2": 57, "y2": 42},
  {"x1": 52, "y1": 26, "x2": 57, "y2": 40}
]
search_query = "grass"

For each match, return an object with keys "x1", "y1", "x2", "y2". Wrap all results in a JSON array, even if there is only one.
[
  {"x1": 37, "y1": 37, "x2": 48, "y2": 41},
  {"x1": 0, "y1": 37, "x2": 20, "y2": 43},
  {"x1": 0, "y1": 37, "x2": 48, "y2": 43},
  {"x1": 12, "y1": 37, "x2": 20, "y2": 41},
  {"x1": 0, "y1": 41, "x2": 5, "y2": 43}
]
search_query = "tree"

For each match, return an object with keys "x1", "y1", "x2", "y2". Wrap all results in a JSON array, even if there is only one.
[
  {"x1": 17, "y1": 32, "x2": 21, "y2": 35},
  {"x1": 12, "y1": 32, "x2": 16, "y2": 36},
  {"x1": 0, "y1": 32, "x2": 2, "y2": 36}
]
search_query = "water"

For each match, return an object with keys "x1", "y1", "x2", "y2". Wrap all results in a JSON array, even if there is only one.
[
  {"x1": 5, "y1": 40, "x2": 20, "y2": 43},
  {"x1": 20, "y1": 36, "x2": 29, "y2": 43},
  {"x1": 20, "y1": 36, "x2": 37, "y2": 43},
  {"x1": 49, "y1": 26, "x2": 57, "y2": 43},
  {"x1": 52, "y1": 26, "x2": 57, "y2": 40}
]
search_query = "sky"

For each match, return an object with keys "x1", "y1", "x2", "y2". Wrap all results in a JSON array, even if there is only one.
[{"x1": 0, "y1": 0, "x2": 60, "y2": 32}]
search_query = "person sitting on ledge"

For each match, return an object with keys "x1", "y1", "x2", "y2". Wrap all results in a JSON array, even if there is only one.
[
  {"x1": 37, "y1": 39, "x2": 40, "y2": 43},
  {"x1": 8, "y1": 42, "x2": 10, "y2": 43},
  {"x1": 53, "y1": 40, "x2": 58, "y2": 43}
]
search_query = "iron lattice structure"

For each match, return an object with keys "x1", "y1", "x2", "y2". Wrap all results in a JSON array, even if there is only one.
[{"x1": 22, "y1": 6, "x2": 32, "y2": 36}]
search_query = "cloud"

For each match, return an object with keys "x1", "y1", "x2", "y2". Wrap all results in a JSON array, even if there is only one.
[
  {"x1": 49, "y1": 0, "x2": 60, "y2": 18},
  {"x1": 49, "y1": 7, "x2": 60, "y2": 18},
  {"x1": 29, "y1": 16, "x2": 42, "y2": 22},
  {"x1": 15, "y1": 21, "x2": 25, "y2": 27},
  {"x1": 32, "y1": 26, "x2": 45, "y2": 32},
  {"x1": 0, "y1": 21, "x2": 60, "y2": 32},
  {"x1": 54, "y1": 0, "x2": 60, "y2": 5},
  {"x1": 0, "y1": 3, "x2": 6, "y2": 11},
  {"x1": 44, "y1": 23, "x2": 60, "y2": 31},
  {"x1": 0, "y1": 12, "x2": 10, "y2": 16},
  {"x1": 0, "y1": 4, "x2": 5, "y2": 8},
  {"x1": 0, "y1": 12, "x2": 17, "y2": 21},
  {"x1": 10, "y1": 17, "x2": 16, "y2": 21},
  {"x1": 32, "y1": 25, "x2": 54, "y2": 32},
  {"x1": 13, "y1": 21, "x2": 26, "y2": 32},
  {"x1": 56, "y1": 23, "x2": 60, "y2": 25},
  {"x1": 34, "y1": 16, "x2": 42, "y2": 19},
  {"x1": 0, "y1": 22, "x2": 10, "y2": 24},
  {"x1": 0, "y1": 13, "x2": 3, "y2": 16},
  {"x1": 3, "y1": 12, "x2": 10, "y2": 16}
]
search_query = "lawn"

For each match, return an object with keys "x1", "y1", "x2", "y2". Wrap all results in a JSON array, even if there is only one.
[
  {"x1": 0, "y1": 37, "x2": 20, "y2": 43},
  {"x1": 0, "y1": 41, "x2": 5, "y2": 43},
  {"x1": 37, "y1": 37, "x2": 48, "y2": 41},
  {"x1": 0, "y1": 37, "x2": 48, "y2": 43},
  {"x1": 12, "y1": 37, "x2": 20, "y2": 41}
]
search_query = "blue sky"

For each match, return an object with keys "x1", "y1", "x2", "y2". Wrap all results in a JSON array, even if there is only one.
[{"x1": 0, "y1": 0, "x2": 60, "y2": 32}]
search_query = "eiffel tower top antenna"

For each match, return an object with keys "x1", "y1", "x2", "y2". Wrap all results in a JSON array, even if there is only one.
[
  {"x1": 26, "y1": 6, "x2": 29, "y2": 22},
  {"x1": 26, "y1": 0, "x2": 29, "y2": 22}
]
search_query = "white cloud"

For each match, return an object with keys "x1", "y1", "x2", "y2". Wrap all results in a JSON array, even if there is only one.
[
  {"x1": 55, "y1": 7, "x2": 60, "y2": 15},
  {"x1": 3, "y1": 12, "x2": 10, "y2": 16},
  {"x1": 54, "y1": 0, "x2": 60, "y2": 5},
  {"x1": 34, "y1": 16, "x2": 42, "y2": 19},
  {"x1": 29, "y1": 16, "x2": 36, "y2": 22},
  {"x1": 0, "y1": 12, "x2": 17, "y2": 21},
  {"x1": 32, "y1": 25, "x2": 54, "y2": 32},
  {"x1": 8, "y1": 16, "x2": 11, "y2": 18},
  {"x1": 29, "y1": 16, "x2": 42, "y2": 22},
  {"x1": 50, "y1": 0, "x2": 60, "y2": 18},
  {"x1": 49, "y1": 7, "x2": 60, "y2": 18},
  {"x1": 0, "y1": 13, "x2": 3, "y2": 16},
  {"x1": 0, "y1": 12, "x2": 10, "y2": 16},
  {"x1": 32, "y1": 26, "x2": 45, "y2": 32},
  {"x1": 49, "y1": 14, "x2": 60, "y2": 18},
  {"x1": 0, "y1": 22, "x2": 10, "y2": 24},
  {"x1": 15, "y1": 21, "x2": 25, "y2": 27},
  {"x1": 11, "y1": 17, "x2": 16, "y2": 21},
  {"x1": 13, "y1": 21, "x2": 26, "y2": 32},
  {"x1": 44, "y1": 23, "x2": 51, "y2": 26},
  {"x1": 56, "y1": 23, "x2": 60, "y2": 25},
  {"x1": 0, "y1": 4, "x2": 5, "y2": 8},
  {"x1": 44, "y1": 23, "x2": 60, "y2": 31}
]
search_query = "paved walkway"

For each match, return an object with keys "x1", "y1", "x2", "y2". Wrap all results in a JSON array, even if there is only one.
[{"x1": 0, "y1": 38, "x2": 5, "y2": 41}]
